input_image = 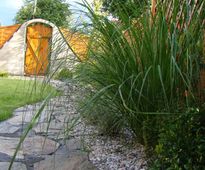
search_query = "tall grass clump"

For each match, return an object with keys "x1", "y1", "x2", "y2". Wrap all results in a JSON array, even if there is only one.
[{"x1": 78, "y1": 0, "x2": 204, "y2": 158}]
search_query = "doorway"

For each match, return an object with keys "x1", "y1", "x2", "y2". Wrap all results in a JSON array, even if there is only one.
[{"x1": 24, "y1": 23, "x2": 52, "y2": 75}]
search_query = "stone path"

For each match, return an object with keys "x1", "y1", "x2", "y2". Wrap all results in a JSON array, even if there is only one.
[
  {"x1": 0, "y1": 78, "x2": 147, "y2": 170},
  {"x1": 0, "y1": 80, "x2": 96, "y2": 170}
]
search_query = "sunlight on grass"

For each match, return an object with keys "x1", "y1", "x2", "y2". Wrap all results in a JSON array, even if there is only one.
[{"x1": 0, "y1": 78, "x2": 59, "y2": 121}]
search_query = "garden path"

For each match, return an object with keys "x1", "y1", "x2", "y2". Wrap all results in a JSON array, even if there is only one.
[
  {"x1": 0, "y1": 78, "x2": 147, "y2": 170},
  {"x1": 0, "y1": 79, "x2": 96, "y2": 170}
]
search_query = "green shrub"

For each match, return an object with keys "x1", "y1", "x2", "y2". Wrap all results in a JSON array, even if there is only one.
[
  {"x1": 153, "y1": 108, "x2": 205, "y2": 169},
  {"x1": 54, "y1": 68, "x2": 73, "y2": 81},
  {"x1": 0, "y1": 72, "x2": 9, "y2": 77}
]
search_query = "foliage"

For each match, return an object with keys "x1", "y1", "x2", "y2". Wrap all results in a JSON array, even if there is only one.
[
  {"x1": 0, "y1": 78, "x2": 59, "y2": 121},
  {"x1": 54, "y1": 68, "x2": 73, "y2": 81},
  {"x1": 77, "y1": 0, "x2": 204, "y2": 167},
  {"x1": 0, "y1": 72, "x2": 8, "y2": 77},
  {"x1": 14, "y1": 0, "x2": 71, "y2": 27},
  {"x1": 153, "y1": 109, "x2": 205, "y2": 169},
  {"x1": 102, "y1": 0, "x2": 148, "y2": 19}
]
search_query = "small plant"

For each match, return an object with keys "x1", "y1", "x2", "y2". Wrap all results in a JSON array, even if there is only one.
[
  {"x1": 0, "y1": 71, "x2": 8, "y2": 77},
  {"x1": 54, "y1": 68, "x2": 73, "y2": 81}
]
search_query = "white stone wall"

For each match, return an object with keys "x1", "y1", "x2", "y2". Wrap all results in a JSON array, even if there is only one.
[{"x1": 0, "y1": 24, "x2": 26, "y2": 75}]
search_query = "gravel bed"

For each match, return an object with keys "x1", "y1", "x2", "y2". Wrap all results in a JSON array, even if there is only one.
[{"x1": 70, "y1": 118, "x2": 147, "y2": 170}]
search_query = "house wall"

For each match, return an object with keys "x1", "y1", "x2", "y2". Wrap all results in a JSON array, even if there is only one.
[{"x1": 0, "y1": 24, "x2": 26, "y2": 75}]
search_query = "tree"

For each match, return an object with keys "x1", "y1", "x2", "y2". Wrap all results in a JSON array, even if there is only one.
[
  {"x1": 102, "y1": 0, "x2": 148, "y2": 19},
  {"x1": 14, "y1": 0, "x2": 71, "y2": 27}
]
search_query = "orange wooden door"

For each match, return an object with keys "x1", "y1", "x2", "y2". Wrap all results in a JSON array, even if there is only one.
[{"x1": 25, "y1": 23, "x2": 52, "y2": 75}]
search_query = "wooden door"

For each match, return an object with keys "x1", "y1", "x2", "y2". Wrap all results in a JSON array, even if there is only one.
[{"x1": 25, "y1": 23, "x2": 52, "y2": 75}]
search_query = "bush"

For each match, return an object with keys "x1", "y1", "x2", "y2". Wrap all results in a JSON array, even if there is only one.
[
  {"x1": 54, "y1": 68, "x2": 73, "y2": 81},
  {"x1": 0, "y1": 72, "x2": 8, "y2": 77},
  {"x1": 153, "y1": 109, "x2": 205, "y2": 169}
]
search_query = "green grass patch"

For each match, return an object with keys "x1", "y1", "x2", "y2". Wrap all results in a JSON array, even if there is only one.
[{"x1": 0, "y1": 78, "x2": 59, "y2": 121}]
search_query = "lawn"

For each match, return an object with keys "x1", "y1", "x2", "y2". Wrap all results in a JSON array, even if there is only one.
[{"x1": 0, "y1": 78, "x2": 59, "y2": 121}]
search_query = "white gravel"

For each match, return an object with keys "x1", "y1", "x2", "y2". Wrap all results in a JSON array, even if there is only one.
[{"x1": 71, "y1": 118, "x2": 147, "y2": 170}]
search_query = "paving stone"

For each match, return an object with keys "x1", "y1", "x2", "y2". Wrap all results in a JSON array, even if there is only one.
[
  {"x1": 23, "y1": 136, "x2": 60, "y2": 156},
  {"x1": 24, "y1": 154, "x2": 44, "y2": 165},
  {"x1": 34, "y1": 152, "x2": 96, "y2": 170},
  {"x1": 7, "y1": 111, "x2": 36, "y2": 125},
  {"x1": 14, "y1": 105, "x2": 37, "y2": 113},
  {"x1": 0, "y1": 122, "x2": 20, "y2": 134},
  {"x1": 0, "y1": 152, "x2": 16, "y2": 162},
  {"x1": 53, "y1": 138, "x2": 83, "y2": 157},
  {"x1": 7, "y1": 109, "x2": 52, "y2": 126},
  {"x1": 0, "y1": 137, "x2": 24, "y2": 159},
  {"x1": 34, "y1": 120, "x2": 64, "y2": 133},
  {"x1": 0, "y1": 162, "x2": 27, "y2": 170},
  {"x1": 33, "y1": 137, "x2": 94, "y2": 169},
  {"x1": 0, "y1": 136, "x2": 59, "y2": 160},
  {"x1": 64, "y1": 138, "x2": 82, "y2": 152},
  {"x1": 33, "y1": 121, "x2": 66, "y2": 141}
]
